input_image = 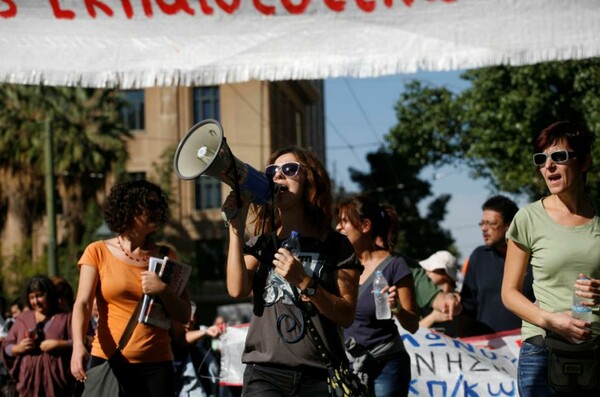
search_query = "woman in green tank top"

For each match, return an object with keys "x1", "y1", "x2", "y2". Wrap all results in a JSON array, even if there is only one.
[{"x1": 502, "y1": 121, "x2": 600, "y2": 397}]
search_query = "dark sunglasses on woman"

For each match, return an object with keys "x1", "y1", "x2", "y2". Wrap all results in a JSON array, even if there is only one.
[
  {"x1": 532, "y1": 150, "x2": 576, "y2": 167},
  {"x1": 264, "y1": 162, "x2": 301, "y2": 178}
]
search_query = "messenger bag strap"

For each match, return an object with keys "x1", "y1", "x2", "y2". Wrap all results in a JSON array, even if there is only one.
[
  {"x1": 292, "y1": 289, "x2": 335, "y2": 369},
  {"x1": 116, "y1": 299, "x2": 144, "y2": 351},
  {"x1": 116, "y1": 244, "x2": 170, "y2": 352}
]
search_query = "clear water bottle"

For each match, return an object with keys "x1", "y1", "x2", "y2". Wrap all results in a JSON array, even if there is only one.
[
  {"x1": 282, "y1": 230, "x2": 301, "y2": 257},
  {"x1": 373, "y1": 270, "x2": 392, "y2": 320},
  {"x1": 572, "y1": 276, "x2": 593, "y2": 323}
]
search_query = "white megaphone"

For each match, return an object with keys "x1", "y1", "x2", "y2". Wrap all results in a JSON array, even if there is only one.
[{"x1": 173, "y1": 119, "x2": 273, "y2": 218}]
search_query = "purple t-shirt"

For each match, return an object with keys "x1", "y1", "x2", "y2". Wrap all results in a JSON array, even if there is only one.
[{"x1": 344, "y1": 255, "x2": 411, "y2": 349}]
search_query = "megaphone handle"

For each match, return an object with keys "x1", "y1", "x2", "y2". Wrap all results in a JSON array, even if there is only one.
[
  {"x1": 221, "y1": 138, "x2": 242, "y2": 226},
  {"x1": 223, "y1": 137, "x2": 243, "y2": 210}
]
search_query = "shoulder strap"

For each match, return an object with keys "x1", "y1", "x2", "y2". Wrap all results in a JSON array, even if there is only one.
[
  {"x1": 358, "y1": 255, "x2": 395, "y2": 299},
  {"x1": 116, "y1": 299, "x2": 143, "y2": 351}
]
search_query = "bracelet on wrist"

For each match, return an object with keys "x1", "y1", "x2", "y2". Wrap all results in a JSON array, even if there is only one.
[{"x1": 391, "y1": 305, "x2": 400, "y2": 314}]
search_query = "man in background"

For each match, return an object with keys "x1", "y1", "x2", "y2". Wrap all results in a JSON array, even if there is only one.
[{"x1": 459, "y1": 195, "x2": 535, "y2": 336}]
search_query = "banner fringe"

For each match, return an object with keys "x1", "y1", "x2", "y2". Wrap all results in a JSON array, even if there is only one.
[{"x1": 0, "y1": 46, "x2": 595, "y2": 89}]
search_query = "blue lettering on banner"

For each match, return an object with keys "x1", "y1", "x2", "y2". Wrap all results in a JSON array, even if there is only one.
[
  {"x1": 426, "y1": 380, "x2": 448, "y2": 396},
  {"x1": 409, "y1": 376, "x2": 515, "y2": 396},
  {"x1": 479, "y1": 348, "x2": 497, "y2": 360},
  {"x1": 425, "y1": 332, "x2": 446, "y2": 347},
  {"x1": 408, "y1": 379, "x2": 418, "y2": 395},
  {"x1": 402, "y1": 332, "x2": 421, "y2": 347},
  {"x1": 488, "y1": 382, "x2": 516, "y2": 396},
  {"x1": 451, "y1": 339, "x2": 475, "y2": 353},
  {"x1": 463, "y1": 379, "x2": 479, "y2": 396},
  {"x1": 451, "y1": 374, "x2": 463, "y2": 396}
]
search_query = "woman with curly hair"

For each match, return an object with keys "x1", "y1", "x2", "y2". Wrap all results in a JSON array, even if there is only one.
[
  {"x1": 222, "y1": 146, "x2": 362, "y2": 396},
  {"x1": 2, "y1": 275, "x2": 75, "y2": 397},
  {"x1": 70, "y1": 179, "x2": 190, "y2": 396}
]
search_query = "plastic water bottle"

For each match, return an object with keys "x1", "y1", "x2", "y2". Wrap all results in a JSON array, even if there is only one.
[
  {"x1": 572, "y1": 276, "x2": 593, "y2": 323},
  {"x1": 373, "y1": 270, "x2": 392, "y2": 320},
  {"x1": 282, "y1": 230, "x2": 301, "y2": 257}
]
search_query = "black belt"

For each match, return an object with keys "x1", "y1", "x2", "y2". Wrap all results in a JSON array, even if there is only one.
[{"x1": 524, "y1": 335, "x2": 545, "y2": 347}]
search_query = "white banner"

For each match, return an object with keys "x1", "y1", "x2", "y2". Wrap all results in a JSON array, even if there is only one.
[
  {"x1": 1, "y1": 0, "x2": 598, "y2": 88},
  {"x1": 220, "y1": 324, "x2": 522, "y2": 396}
]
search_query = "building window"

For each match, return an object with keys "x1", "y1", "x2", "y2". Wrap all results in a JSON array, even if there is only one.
[
  {"x1": 120, "y1": 90, "x2": 145, "y2": 131},
  {"x1": 193, "y1": 86, "x2": 220, "y2": 209},
  {"x1": 126, "y1": 172, "x2": 146, "y2": 181},
  {"x1": 194, "y1": 177, "x2": 221, "y2": 210},
  {"x1": 193, "y1": 86, "x2": 220, "y2": 123}
]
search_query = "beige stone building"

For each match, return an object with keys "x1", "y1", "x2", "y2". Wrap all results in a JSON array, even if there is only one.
[{"x1": 0, "y1": 80, "x2": 324, "y2": 321}]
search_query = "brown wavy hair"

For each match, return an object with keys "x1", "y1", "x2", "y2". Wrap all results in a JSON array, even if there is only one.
[{"x1": 251, "y1": 146, "x2": 332, "y2": 236}]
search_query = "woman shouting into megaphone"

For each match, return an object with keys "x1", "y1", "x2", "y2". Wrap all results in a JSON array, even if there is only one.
[{"x1": 222, "y1": 146, "x2": 363, "y2": 397}]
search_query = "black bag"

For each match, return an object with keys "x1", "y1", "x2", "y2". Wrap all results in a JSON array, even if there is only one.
[
  {"x1": 293, "y1": 291, "x2": 372, "y2": 397},
  {"x1": 545, "y1": 334, "x2": 600, "y2": 393},
  {"x1": 83, "y1": 297, "x2": 146, "y2": 397},
  {"x1": 81, "y1": 360, "x2": 120, "y2": 397},
  {"x1": 326, "y1": 363, "x2": 370, "y2": 397}
]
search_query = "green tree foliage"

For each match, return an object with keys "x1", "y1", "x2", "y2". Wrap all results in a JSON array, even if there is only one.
[
  {"x1": 47, "y1": 87, "x2": 130, "y2": 245},
  {"x1": 0, "y1": 85, "x2": 48, "y2": 236},
  {"x1": 347, "y1": 147, "x2": 455, "y2": 259},
  {"x1": 0, "y1": 84, "x2": 129, "y2": 285},
  {"x1": 387, "y1": 58, "x2": 600, "y2": 201}
]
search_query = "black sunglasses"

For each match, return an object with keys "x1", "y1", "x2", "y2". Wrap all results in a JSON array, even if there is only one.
[
  {"x1": 264, "y1": 162, "x2": 301, "y2": 178},
  {"x1": 532, "y1": 150, "x2": 576, "y2": 167}
]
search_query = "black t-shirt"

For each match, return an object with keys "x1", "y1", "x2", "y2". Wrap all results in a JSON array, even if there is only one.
[{"x1": 242, "y1": 231, "x2": 361, "y2": 369}]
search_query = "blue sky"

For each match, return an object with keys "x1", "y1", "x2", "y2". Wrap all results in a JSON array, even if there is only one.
[{"x1": 324, "y1": 72, "x2": 493, "y2": 262}]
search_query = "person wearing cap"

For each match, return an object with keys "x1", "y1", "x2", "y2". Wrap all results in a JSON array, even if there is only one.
[
  {"x1": 419, "y1": 251, "x2": 458, "y2": 290},
  {"x1": 398, "y1": 256, "x2": 462, "y2": 325},
  {"x1": 418, "y1": 251, "x2": 461, "y2": 337},
  {"x1": 459, "y1": 195, "x2": 535, "y2": 336}
]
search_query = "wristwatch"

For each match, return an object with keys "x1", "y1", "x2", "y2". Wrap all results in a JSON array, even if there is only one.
[{"x1": 301, "y1": 278, "x2": 318, "y2": 297}]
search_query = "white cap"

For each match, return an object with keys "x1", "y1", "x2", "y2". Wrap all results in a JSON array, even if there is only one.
[{"x1": 419, "y1": 250, "x2": 458, "y2": 282}]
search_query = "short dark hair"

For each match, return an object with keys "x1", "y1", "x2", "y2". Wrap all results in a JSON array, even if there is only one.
[
  {"x1": 482, "y1": 195, "x2": 519, "y2": 224},
  {"x1": 10, "y1": 297, "x2": 23, "y2": 311},
  {"x1": 535, "y1": 121, "x2": 595, "y2": 157},
  {"x1": 535, "y1": 121, "x2": 595, "y2": 174},
  {"x1": 104, "y1": 179, "x2": 168, "y2": 235}
]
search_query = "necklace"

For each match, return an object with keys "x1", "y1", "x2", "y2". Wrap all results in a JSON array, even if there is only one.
[{"x1": 117, "y1": 236, "x2": 149, "y2": 263}]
